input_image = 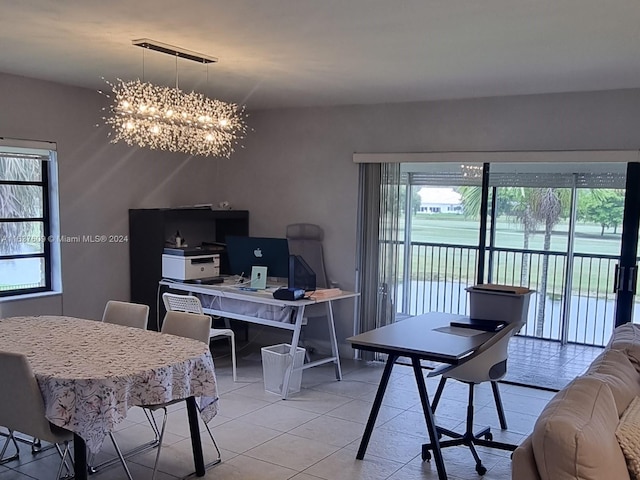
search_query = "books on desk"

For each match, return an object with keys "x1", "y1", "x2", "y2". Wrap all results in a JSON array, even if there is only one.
[
  {"x1": 449, "y1": 318, "x2": 506, "y2": 332},
  {"x1": 308, "y1": 288, "x2": 342, "y2": 300}
]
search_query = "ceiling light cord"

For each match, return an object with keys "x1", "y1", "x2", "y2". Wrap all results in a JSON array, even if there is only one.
[{"x1": 175, "y1": 53, "x2": 179, "y2": 90}]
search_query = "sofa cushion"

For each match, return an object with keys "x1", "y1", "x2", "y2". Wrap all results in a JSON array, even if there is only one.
[
  {"x1": 608, "y1": 323, "x2": 640, "y2": 370},
  {"x1": 512, "y1": 435, "x2": 542, "y2": 480},
  {"x1": 616, "y1": 396, "x2": 640, "y2": 480},
  {"x1": 586, "y1": 348, "x2": 640, "y2": 415},
  {"x1": 608, "y1": 322, "x2": 640, "y2": 349},
  {"x1": 532, "y1": 376, "x2": 630, "y2": 480}
]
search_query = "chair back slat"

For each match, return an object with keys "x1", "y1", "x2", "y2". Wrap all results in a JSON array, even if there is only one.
[{"x1": 162, "y1": 293, "x2": 204, "y2": 314}]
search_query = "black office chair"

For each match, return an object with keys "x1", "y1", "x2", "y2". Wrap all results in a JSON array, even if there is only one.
[{"x1": 421, "y1": 321, "x2": 524, "y2": 476}]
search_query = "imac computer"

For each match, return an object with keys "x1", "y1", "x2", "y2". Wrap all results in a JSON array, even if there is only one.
[{"x1": 225, "y1": 236, "x2": 290, "y2": 280}]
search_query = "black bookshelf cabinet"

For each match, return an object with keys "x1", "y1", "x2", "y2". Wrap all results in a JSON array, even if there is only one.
[{"x1": 129, "y1": 207, "x2": 249, "y2": 329}]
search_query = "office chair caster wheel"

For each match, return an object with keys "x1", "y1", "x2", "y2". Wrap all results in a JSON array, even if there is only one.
[
  {"x1": 476, "y1": 463, "x2": 487, "y2": 476},
  {"x1": 31, "y1": 439, "x2": 42, "y2": 453},
  {"x1": 421, "y1": 445, "x2": 431, "y2": 461},
  {"x1": 484, "y1": 432, "x2": 493, "y2": 441}
]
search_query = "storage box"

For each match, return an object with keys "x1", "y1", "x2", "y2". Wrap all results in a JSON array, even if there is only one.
[
  {"x1": 261, "y1": 343, "x2": 306, "y2": 396},
  {"x1": 161, "y1": 253, "x2": 220, "y2": 280},
  {"x1": 467, "y1": 284, "x2": 534, "y2": 324}
]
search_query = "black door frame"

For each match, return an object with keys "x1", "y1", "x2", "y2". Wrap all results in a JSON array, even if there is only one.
[{"x1": 615, "y1": 162, "x2": 640, "y2": 326}]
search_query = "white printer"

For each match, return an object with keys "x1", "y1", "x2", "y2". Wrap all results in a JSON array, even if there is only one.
[{"x1": 162, "y1": 247, "x2": 220, "y2": 281}]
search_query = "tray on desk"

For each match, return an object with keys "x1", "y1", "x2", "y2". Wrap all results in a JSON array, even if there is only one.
[{"x1": 449, "y1": 318, "x2": 506, "y2": 332}]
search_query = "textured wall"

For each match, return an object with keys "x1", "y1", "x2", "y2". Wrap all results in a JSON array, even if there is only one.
[{"x1": 3, "y1": 70, "x2": 640, "y2": 354}]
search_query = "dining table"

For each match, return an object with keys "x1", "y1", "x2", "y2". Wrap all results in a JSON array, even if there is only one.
[{"x1": 0, "y1": 315, "x2": 219, "y2": 480}]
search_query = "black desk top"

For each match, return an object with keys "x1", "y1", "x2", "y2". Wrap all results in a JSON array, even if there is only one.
[{"x1": 347, "y1": 312, "x2": 494, "y2": 364}]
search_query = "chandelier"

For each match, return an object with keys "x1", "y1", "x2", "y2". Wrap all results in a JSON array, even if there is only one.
[{"x1": 102, "y1": 39, "x2": 247, "y2": 158}]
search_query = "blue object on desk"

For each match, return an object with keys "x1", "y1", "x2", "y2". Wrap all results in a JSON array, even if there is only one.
[{"x1": 238, "y1": 286, "x2": 258, "y2": 291}]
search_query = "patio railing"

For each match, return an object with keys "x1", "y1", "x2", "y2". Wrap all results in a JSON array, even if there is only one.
[{"x1": 397, "y1": 241, "x2": 619, "y2": 346}]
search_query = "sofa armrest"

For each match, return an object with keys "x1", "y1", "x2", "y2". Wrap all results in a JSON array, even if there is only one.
[{"x1": 512, "y1": 435, "x2": 541, "y2": 480}]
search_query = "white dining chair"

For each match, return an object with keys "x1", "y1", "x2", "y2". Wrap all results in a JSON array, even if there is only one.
[
  {"x1": 0, "y1": 351, "x2": 75, "y2": 479},
  {"x1": 102, "y1": 300, "x2": 149, "y2": 329},
  {"x1": 88, "y1": 300, "x2": 152, "y2": 478},
  {"x1": 163, "y1": 292, "x2": 237, "y2": 381},
  {"x1": 148, "y1": 311, "x2": 222, "y2": 480}
]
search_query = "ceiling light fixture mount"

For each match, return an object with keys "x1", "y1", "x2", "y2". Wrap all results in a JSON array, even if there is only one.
[
  {"x1": 101, "y1": 38, "x2": 246, "y2": 158},
  {"x1": 132, "y1": 38, "x2": 218, "y2": 64}
]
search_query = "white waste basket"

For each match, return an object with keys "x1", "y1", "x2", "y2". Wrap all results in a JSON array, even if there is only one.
[{"x1": 261, "y1": 343, "x2": 306, "y2": 396}]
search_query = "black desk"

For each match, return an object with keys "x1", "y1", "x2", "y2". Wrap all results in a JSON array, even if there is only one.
[{"x1": 347, "y1": 312, "x2": 493, "y2": 480}]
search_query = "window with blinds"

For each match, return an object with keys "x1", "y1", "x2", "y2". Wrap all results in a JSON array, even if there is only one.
[{"x1": 0, "y1": 143, "x2": 57, "y2": 296}]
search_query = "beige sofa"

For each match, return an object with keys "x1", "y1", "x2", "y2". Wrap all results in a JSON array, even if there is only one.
[{"x1": 512, "y1": 323, "x2": 640, "y2": 480}]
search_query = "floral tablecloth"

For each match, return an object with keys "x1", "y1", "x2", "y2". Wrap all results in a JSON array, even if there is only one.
[{"x1": 0, "y1": 316, "x2": 218, "y2": 454}]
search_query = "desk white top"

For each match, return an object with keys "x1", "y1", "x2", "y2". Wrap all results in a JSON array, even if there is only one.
[{"x1": 160, "y1": 278, "x2": 359, "y2": 306}]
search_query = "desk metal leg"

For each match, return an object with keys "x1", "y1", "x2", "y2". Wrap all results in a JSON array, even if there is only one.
[
  {"x1": 281, "y1": 307, "x2": 306, "y2": 400},
  {"x1": 326, "y1": 301, "x2": 342, "y2": 380},
  {"x1": 356, "y1": 353, "x2": 397, "y2": 460},
  {"x1": 74, "y1": 433, "x2": 87, "y2": 480},
  {"x1": 412, "y1": 357, "x2": 447, "y2": 480},
  {"x1": 186, "y1": 397, "x2": 206, "y2": 476}
]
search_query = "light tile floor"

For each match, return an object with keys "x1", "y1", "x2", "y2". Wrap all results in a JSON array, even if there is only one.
[
  {"x1": 0, "y1": 350, "x2": 559, "y2": 480},
  {"x1": 505, "y1": 336, "x2": 604, "y2": 390}
]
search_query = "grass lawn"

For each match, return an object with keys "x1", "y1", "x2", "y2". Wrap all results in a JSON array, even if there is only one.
[
  {"x1": 398, "y1": 213, "x2": 623, "y2": 297},
  {"x1": 407, "y1": 213, "x2": 622, "y2": 256}
]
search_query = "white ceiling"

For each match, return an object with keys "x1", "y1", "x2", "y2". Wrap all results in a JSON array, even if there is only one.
[{"x1": 2, "y1": 0, "x2": 639, "y2": 109}]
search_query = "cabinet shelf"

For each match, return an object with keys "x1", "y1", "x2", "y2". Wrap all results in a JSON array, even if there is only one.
[{"x1": 129, "y1": 207, "x2": 249, "y2": 329}]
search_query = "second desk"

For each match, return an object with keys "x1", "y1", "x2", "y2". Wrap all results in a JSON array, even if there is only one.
[{"x1": 160, "y1": 279, "x2": 358, "y2": 399}]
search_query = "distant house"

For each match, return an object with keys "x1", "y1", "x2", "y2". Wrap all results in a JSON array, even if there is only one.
[{"x1": 418, "y1": 187, "x2": 463, "y2": 214}]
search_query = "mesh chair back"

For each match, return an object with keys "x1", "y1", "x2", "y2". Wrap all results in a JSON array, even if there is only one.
[
  {"x1": 286, "y1": 223, "x2": 329, "y2": 288},
  {"x1": 102, "y1": 300, "x2": 149, "y2": 329},
  {"x1": 162, "y1": 293, "x2": 204, "y2": 314},
  {"x1": 161, "y1": 311, "x2": 212, "y2": 344},
  {"x1": 0, "y1": 351, "x2": 72, "y2": 443}
]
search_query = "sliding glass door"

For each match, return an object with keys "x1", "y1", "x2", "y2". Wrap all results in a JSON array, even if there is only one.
[
  {"x1": 487, "y1": 163, "x2": 626, "y2": 345},
  {"x1": 365, "y1": 160, "x2": 635, "y2": 347},
  {"x1": 397, "y1": 163, "x2": 485, "y2": 318}
]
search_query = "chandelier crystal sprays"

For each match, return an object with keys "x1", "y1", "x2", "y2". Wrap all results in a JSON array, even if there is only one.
[{"x1": 102, "y1": 39, "x2": 247, "y2": 158}]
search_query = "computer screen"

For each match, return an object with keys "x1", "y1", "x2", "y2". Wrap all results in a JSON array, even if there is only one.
[
  {"x1": 225, "y1": 236, "x2": 290, "y2": 279},
  {"x1": 288, "y1": 255, "x2": 316, "y2": 292}
]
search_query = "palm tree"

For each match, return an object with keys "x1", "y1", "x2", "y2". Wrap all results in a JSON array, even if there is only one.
[
  {"x1": 460, "y1": 185, "x2": 569, "y2": 337},
  {"x1": 0, "y1": 157, "x2": 41, "y2": 255},
  {"x1": 508, "y1": 189, "x2": 541, "y2": 285},
  {"x1": 528, "y1": 188, "x2": 567, "y2": 337}
]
